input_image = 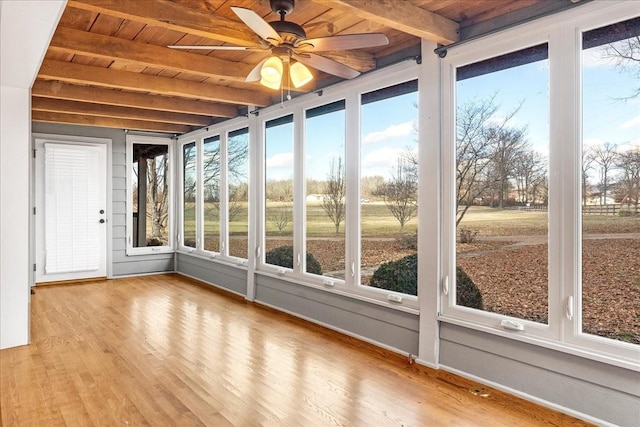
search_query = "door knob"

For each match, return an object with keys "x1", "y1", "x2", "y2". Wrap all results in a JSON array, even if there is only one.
[
  {"x1": 99, "y1": 209, "x2": 105, "y2": 214},
  {"x1": 99, "y1": 219, "x2": 105, "y2": 223}
]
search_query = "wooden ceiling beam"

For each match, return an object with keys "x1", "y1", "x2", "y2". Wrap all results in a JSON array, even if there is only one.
[
  {"x1": 32, "y1": 80, "x2": 238, "y2": 118},
  {"x1": 66, "y1": 0, "x2": 261, "y2": 47},
  {"x1": 38, "y1": 60, "x2": 271, "y2": 107},
  {"x1": 49, "y1": 26, "x2": 254, "y2": 82},
  {"x1": 32, "y1": 111, "x2": 192, "y2": 134},
  {"x1": 316, "y1": 0, "x2": 459, "y2": 45},
  {"x1": 32, "y1": 97, "x2": 213, "y2": 127}
]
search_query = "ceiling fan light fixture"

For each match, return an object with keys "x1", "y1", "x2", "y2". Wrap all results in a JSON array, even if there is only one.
[
  {"x1": 260, "y1": 56, "x2": 283, "y2": 89},
  {"x1": 290, "y1": 61, "x2": 313, "y2": 88}
]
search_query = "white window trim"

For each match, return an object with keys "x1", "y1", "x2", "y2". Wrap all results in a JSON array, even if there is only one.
[
  {"x1": 177, "y1": 117, "x2": 251, "y2": 265},
  {"x1": 439, "y1": 0, "x2": 640, "y2": 370},
  {"x1": 177, "y1": 60, "x2": 422, "y2": 312},
  {"x1": 256, "y1": 61, "x2": 421, "y2": 309},
  {"x1": 125, "y1": 134, "x2": 174, "y2": 255}
]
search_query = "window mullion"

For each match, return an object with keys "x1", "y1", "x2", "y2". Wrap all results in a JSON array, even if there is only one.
[
  {"x1": 196, "y1": 137, "x2": 204, "y2": 251},
  {"x1": 549, "y1": 25, "x2": 578, "y2": 342},
  {"x1": 293, "y1": 107, "x2": 305, "y2": 275},
  {"x1": 219, "y1": 132, "x2": 229, "y2": 257},
  {"x1": 345, "y1": 92, "x2": 361, "y2": 288}
]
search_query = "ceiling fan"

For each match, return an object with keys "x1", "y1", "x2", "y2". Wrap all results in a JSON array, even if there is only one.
[{"x1": 168, "y1": 0, "x2": 389, "y2": 90}]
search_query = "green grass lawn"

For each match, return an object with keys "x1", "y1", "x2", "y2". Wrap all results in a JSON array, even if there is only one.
[
  {"x1": 458, "y1": 206, "x2": 639, "y2": 236},
  {"x1": 183, "y1": 202, "x2": 638, "y2": 241}
]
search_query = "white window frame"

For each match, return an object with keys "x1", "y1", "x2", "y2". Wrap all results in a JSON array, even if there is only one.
[
  {"x1": 177, "y1": 117, "x2": 251, "y2": 265},
  {"x1": 255, "y1": 61, "x2": 421, "y2": 311},
  {"x1": 176, "y1": 136, "x2": 199, "y2": 253},
  {"x1": 439, "y1": 0, "x2": 640, "y2": 369},
  {"x1": 175, "y1": 60, "x2": 421, "y2": 314},
  {"x1": 125, "y1": 134, "x2": 174, "y2": 255}
]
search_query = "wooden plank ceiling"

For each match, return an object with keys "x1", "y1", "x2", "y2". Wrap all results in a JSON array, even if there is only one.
[{"x1": 34, "y1": 0, "x2": 548, "y2": 135}]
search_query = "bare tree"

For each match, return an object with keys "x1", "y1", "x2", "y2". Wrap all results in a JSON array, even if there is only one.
[
  {"x1": 601, "y1": 35, "x2": 640, "y2": 99},
  {"x1": 228, "y1": 183, "x2": 248, "y2": 222},
  {"x1": 455, "y1": 96, "x2": 523, "y2": 224},
  {"x1": 487, "y1": 125, "x2": 528, "y2": 208},
  {"x1": 591, "y1": 142, "x2": 619, "y2": 204},
  {"x1": 267, "y1": 180, "x2": 293, "y2": 234},
  {"x1": 616, "y1": 149, "x2": 640, "y2": 212},
  {"x1": 182, "y1": 135, "x2": 249, "y2": 199},
  {"x1": 582, "y1": 148, "x2": 595, "y2": 206},
  {"x1": 321, "y1": 157, "x2": 346, "y2": 234},
  {"x1": 377, "y1": 155, "x2": 418, "y2": 231},
  {"x1": 147, "y1": 155, "x2": 168, "y2": 241},
  {"x1": 361, "y1": 175, "x2": 385, "y2": 200},
  {"x1": 269, "y1": 202, "x2": 292, "y2": 234},
  {"x1": 513, "y1": 148, "x2": 547, "y2": 204}
]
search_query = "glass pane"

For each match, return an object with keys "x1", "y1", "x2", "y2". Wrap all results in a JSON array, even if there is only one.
[
  {"x1": 203, "y1": 136, "x2": 220, "y2": 253},
  {"x1": 581, "y1": 17, "x2": 640, "y2": 344},
  {"x1": 264, "y1": 115, "x2": 294, "y2": 267},
  {"x1": 305, "y1": 101, "x2": 346, "y2": 278},
  {"x1": 228, "y1": 128, "x2": 250, "y2": 259},
  {"x1": 360, "y1": 80, "x2": 418, "y2": 295},
  {"x1": 183, "y1": 142, "x2": 196, "y2": 248},
  {"x1": 132, "y1": 143, "x2": 170, "y2": 247},
  {"x1": 455, "y1": 44, "x2": 550, "y2": 322}
]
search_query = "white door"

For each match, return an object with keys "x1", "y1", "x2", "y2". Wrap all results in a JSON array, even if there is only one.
[{"x1": 35, "y1": 140, "x2": 107, "y2": 283}]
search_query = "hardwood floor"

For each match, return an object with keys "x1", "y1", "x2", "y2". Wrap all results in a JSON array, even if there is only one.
[{"x1": 1, "y1": 274, "x2": 590, "y2": 426}]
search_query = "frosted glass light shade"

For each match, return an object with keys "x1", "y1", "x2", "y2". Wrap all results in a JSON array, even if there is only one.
[
  {"x1": 290, "y1": 61, "x2": 313, "y2": 88},
  {"x1": 260, "y1": 56, "x2": 283, "y2": 89}
]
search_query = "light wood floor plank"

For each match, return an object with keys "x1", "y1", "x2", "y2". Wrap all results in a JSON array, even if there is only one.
[{"x1": 1, "y1": 274, "x2": 591, "y2": 426}]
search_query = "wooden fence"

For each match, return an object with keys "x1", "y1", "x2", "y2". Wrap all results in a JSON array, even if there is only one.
[{"x1": 582, "y1": 204, "x2": 637, "y2": 216}]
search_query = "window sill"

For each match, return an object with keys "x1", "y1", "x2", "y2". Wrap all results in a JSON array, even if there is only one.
[
  {"x1": 176, "y1": 249, "x2": 249, "y2": 270},
  {"x1": 126, "y1": 247, "x2": 174, "y2": 256},
  {"x1": 256, "y1": 268, "x2": 420, "y2": 316},
  {"x1": 438, "y1": 314, "x2": 640, "y2": 372}
]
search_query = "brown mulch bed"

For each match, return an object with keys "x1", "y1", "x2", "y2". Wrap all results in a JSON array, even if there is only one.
[
  {"x1": 226, "y1": 237, "x2": 639, "y2": 344},
  {"x1": 459, "y1": 240, "x2": 640, "y2": 344}
]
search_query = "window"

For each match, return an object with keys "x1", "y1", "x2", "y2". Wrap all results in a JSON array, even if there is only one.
[
  {"x1": 264, "y1": 115, "x2": 294, "y2": 267},
  {"x1": 581, "y1": 17, "x2": 640, "y2": 345},
  {"x1": 126, "y1": 135, "x2": 173, "y2": 254},
  {"x1": 305, "y1": 101, "x2": 346, "y2": 279},
  {"x1": 453, "y1": 45, "x2": 550, "y2": 324},
  {"x1": 228, "y1": 128, "x2": 250, "y2": 259},
  {"x1": 178, "y1": 126, "x2": 250, "y2": 260},
  {"x1": 442, "y1": 5, "x2": 640, "y2": 366},
  {"x1": 360, "y1": 80, "x2": 419, "y2": 295},
  {"x1": 182, "y1": 141, "x2": 197, "y2": 248},
  {"x1": 203, "y1": 135, "x2": 221, "y2": 253}
]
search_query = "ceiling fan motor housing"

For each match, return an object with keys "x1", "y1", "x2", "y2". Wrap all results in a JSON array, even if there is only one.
[
  {"x1": 270, "y1": 20, "x2": 306, "y2": 44},
  {"x1": 270, "y1": 0, "x2": 295, "y2": 16}
]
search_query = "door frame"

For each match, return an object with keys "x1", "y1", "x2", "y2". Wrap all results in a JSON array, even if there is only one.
[{"x1": 31, "y1": 133, "x2": 113, "y2": 285}]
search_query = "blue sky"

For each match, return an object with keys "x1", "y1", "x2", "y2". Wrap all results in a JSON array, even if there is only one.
[{"x1": 265, "y1": 38, "x2": 639, "y2": 182}]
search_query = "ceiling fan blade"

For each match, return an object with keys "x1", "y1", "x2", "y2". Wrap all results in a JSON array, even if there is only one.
[
  {"x1": 231, "y1": 7, "x2": 282, "y2": 46},
  {"x1": 293, "y1": 53, "x2": 360, "y2": 80},
  {"x1": 246, "y1": 57, "x2": 270, "y2": 82},
  {"x1": 297, "y1": 33, "x2": 389, "y2": 52}
]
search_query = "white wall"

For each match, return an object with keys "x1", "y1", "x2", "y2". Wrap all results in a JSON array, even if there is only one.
[{"x1": 0, "y1": 0, "x2": 66, "y2": 349}]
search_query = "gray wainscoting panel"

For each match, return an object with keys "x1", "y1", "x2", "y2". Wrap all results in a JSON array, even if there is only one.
[
  {"x1": 255, "y1": 274, "x2": 420, "y2": 355},
  {"x1": 111, "y1": 254, "x2": 174, "y2": 276},
  {"x1": 32, "y1": 123, "x2": 176, "y2": 278},
  {"x1": 440, "y1": 323, "x2": 640, "y2": 427},
  {"x1": 176, "y1": 253, "x2": 247, "y2": 296}
]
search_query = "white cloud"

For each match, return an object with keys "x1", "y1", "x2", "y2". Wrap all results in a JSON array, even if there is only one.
[
  {"x1": 362, "y1": 147, "x2": 404, "y2": 173},
  {"x1": 362, "y1": 121, "x2": 414, "y2": 145},
  {"x1": 266, "y1": 152, "x2": 293, "y2": 169},
  {"x1": 620, "y1": 114, "x2": 640, "y2": 129},
  {"x1": 583, "y1": 138, "x2": 603, "y2": 147}
]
